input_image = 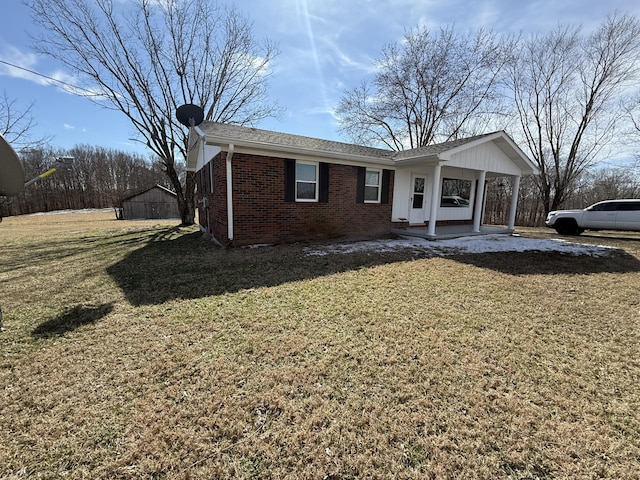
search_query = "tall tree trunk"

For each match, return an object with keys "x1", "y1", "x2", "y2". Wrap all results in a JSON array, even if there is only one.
[{"x1": 182, "y1": 171, "x2": 196, "y2": 225}]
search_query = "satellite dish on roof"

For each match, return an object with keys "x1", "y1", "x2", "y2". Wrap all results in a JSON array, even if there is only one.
[
  {"x1": 0, "y1": 134, "x2": 25, "y2": 196},
  {"x1": 176, "y1": 104, "x2": 204, "y2": 128}
]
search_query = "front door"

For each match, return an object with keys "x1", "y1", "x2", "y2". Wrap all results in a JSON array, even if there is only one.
[{"x1": 409, "y1": 175, "x2": 427, "y2": 224}]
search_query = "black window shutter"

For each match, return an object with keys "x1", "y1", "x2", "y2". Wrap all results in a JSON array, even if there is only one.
[
  {"x1": 319, "y1": 162, "x2": 329, "y2": 203},
  {"x1": 284, "y1": 158, "x2": 296, "y2": 202},
  {"x1": 381, "y1": 169, "x2": 391, "y2": 204},
  {"x1": 356, "y1": 166, "x2": 365, "y2": 203}
]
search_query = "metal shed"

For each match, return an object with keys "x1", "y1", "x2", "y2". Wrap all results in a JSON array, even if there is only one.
[{"x1": 119, "y1": 185, "x2": 180, "y2": 220}]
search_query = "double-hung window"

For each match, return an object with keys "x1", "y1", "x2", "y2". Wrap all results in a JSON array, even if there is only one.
[
  {"x1": 364, "y1": 169, "x2": 381, "y2": 203},
  {"x1": 296, "y1": 161, "x2": 318, "y2": 201}
]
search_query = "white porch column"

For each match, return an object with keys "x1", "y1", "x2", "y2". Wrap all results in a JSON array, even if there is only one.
[
  {"x1": 507, "y1": 175, "x2": 521, "y2": 230},
  {"x1": 427, "y1": 163, "x2": 442, "y2": 236},
  {"x1": 472, "y1": 170, "x2": 487, "y2": 232}
]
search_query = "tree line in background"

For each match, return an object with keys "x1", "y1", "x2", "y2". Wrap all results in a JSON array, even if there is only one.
[
  {"x1": 0, "y1": 145, "x2": 174, "y2": 218},
  {"x1": 3, "y1": 1, "x2": 640, "y2": 227},
  {"x1": 2, "y1": 140, "x2": 637, "y2": 226},
  {"x1": 484, "y1": 166, "x2": 640, "y2": 227}
]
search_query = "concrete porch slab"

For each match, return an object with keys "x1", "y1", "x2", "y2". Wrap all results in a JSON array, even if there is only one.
[{"x1": 391, "y1": 225, "x2": 514, "y2": 240}]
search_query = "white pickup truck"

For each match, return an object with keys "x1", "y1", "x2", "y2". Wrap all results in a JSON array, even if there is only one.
[{"x1": 545, "y1": 199, "x2": 640, "y2": 235}]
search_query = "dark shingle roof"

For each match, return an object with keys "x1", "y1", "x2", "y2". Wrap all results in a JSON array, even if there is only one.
[
  {"x1": 392, "y1": 132, "x2": 497, "y2": 160},
  {"x1": 198, "y1": 122, "x2": 537, "y2": 174},
  {"x1": 200, "y1": 122, "x2": 394, "y2": 160}
]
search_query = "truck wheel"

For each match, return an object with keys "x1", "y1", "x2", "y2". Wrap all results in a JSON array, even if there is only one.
[{"x1": 555, "y1": 219, "x2": 581, "y2": 235}]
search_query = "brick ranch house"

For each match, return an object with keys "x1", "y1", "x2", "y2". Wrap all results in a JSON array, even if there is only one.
[{"x1": 188, "y1": 122, "x2": 539, "y2": 247}]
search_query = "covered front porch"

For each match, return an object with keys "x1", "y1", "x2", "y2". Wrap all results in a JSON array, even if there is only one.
[
  {"x1": 391, "y1": 224, "x2": 513, "y2": 240},
  {"x1": 390, "y1": 131, "x2": 537, "y2": 239}
]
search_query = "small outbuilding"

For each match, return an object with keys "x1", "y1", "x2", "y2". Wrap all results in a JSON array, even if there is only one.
[{"x1": 118, "y1": 184, "x2": 180, "y2": 220}]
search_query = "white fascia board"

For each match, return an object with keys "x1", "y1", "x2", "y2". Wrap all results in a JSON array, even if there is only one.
[
  {"x1": 443, "y1": 132, "x2": 505, "y2": 157},
  {"x1": 496, "y1": 135, "x2": 540, "y2": 175},
  {"x1": 393, "y1": 153, "x2": 443, "y2": 166},
  {"x1": 441, "y1": 131, "x2": 539, "y2": 176},
  {"x1": 393, "y1": 132, "x2": 539, "y2": 175}
]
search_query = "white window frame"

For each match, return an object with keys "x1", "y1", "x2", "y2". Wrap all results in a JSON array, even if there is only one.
[
  {"x1": 295, "y1": 161, "x2": 318, "y2": 202},
  {"x1": 364, "y1": 168, "x2": 382, "y2": 203}
]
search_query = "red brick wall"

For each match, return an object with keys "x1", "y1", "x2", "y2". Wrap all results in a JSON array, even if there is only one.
[
  {"x1": 210, "y1": 154, "x2": 229, "y2": 244},
  {"x1": 198, "y1": 152, "x2": 394, "y2": 246}
]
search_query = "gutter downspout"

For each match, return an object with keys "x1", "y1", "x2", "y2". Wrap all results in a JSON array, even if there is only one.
[{"x1": 226, "y1": 144, "x2": 235, "y2": 245}]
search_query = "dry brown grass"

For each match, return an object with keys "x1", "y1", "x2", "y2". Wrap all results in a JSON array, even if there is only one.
[{"x1": 1, "y1": 211, "x2": 639, "y2": 479}]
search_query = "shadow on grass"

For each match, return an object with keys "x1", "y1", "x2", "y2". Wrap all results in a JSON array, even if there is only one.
[
  {"x1": 576, "y1": 231, "x2": 640, "y2": 243},
  {"x1": 0, "y1": 227, "x2": 167, "y2": 276},
  {"x1": 106, "y1": 227, "x2": 640, "y2": 306},
  {"x1": 449, "y1": 250, "x2": 640, "y2": 275},
  {"x1": 32, "y1": 303, "x2": 114, "y2": 338},
  {"x1": 106, "y1": 230, "x2": 425, "y2": 306}
]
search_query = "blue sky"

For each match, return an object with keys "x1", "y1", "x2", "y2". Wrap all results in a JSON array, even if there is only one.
[{"x1": 2, "y1": 0, "x2": 640, "y2": 158}]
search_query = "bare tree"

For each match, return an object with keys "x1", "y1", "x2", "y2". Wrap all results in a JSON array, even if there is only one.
[
  {"x1": 507, "y1": 13, "x2": 640, "y2": 214},
  {"x1": 0, "y1": 91, "x2": 51, "y2": 150},
  {"x1": 622, "y1": 92, "x2": 640, "y2": 134},
  {"x1": 578, "y1": 168, "x2": 640, "y2": 206},
  {"x1": 27, "y1": 0, "x2": 280, "y2": 225},
  {"x1": 624, "y1": 93, "x2": 640, "y2": 171},
  {"x1": 336, "y1": 25, "x2": 512, "y2": 150}
]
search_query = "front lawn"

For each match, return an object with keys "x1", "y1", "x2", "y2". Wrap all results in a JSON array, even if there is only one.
[{"x1": 1, "y1": 211, "x2": 639, "y2": 479}]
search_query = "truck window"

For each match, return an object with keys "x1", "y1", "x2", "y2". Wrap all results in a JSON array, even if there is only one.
[
  {"x1": 589, "y1": 202, "x2": 617, "y2": 211},
  {"x1": 617, "y1": 202, "x2": 640, "y2": 211}
]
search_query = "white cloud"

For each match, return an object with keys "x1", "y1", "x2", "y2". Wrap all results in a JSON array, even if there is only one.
[
  {"x1": 0, "y1": 45, "x2": 47, "y2": 84},
  {"x1": 0, "y1": 43, "x2": 104, "y2": 98}
]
